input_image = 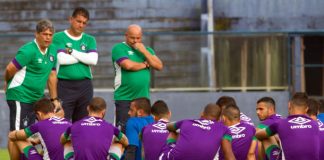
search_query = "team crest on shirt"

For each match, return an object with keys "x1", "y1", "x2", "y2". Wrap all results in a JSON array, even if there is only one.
[
  {"x1": 229, "y1": 126, "x2": 246, "y2": 139},
  {"x1": 81, "y1": 117, "x2": 102, "y2": 126},
  {"x1": 49, "y1": 55, "x2": 54, "y2": 62},
  {"x1": 289, "y1": 117, "x2": 312, "y2": 129},
  {"x1": 80, "y1": 43, "x2": 87, "y2": 51}
]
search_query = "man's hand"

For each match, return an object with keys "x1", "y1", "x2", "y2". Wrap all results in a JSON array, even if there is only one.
[
  {"x1": 8, "y1": 131, "x2": 16, "y2": 141},
  {"x1": 133, "y1": 43, "x2": 147, "y2": 53},
  {"x1": 52, "y1": 100, "x2": 64, "y2": 118}
]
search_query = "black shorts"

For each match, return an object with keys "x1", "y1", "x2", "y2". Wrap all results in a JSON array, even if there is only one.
[
  {"x1": 7, "y1": 100, "x2": 36, "y2": 131},
  {"x1": 114, "y1": 100, "x2": 130, "y2": 133},
  {"x1": 58, "y1": 79, "x2": 93, "y2": 122}
]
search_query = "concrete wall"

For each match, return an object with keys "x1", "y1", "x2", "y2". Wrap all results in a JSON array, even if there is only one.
[
  {"x1": 0, "y1": 91, "x2": 289, "y2": 148},
  {"x1": 214, "y1": 0, "x2": 324, "y2": 31}
]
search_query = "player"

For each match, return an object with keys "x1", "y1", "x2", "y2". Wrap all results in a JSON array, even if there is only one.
[
  {"x1": 60, "y1": 97, "x2": 128, "y2": 160},
  {"x1": 256, "y1": 97, "x2": 282, "y2": 160},
  {"x1": 140, "y1": 100, "x2": 171, "y2": 160},
  {"x1": 159, "y1": 103, "x2": 235, "y2": 160},
  {"x1": 216, "y1": 96, "x2": 255, "y2": 126},
  {"x1": 219, "y1": 104, "x2": 257, "y2": 160},
  {"x1": 8, "y1": 98, "x2": 71, "y2": 160},
  {"x1": 124, "y1": 97, "x2": 154, "y2": 160},
  {"x1": 255, "y1": 92, "x2": 319, "y2": 160}
]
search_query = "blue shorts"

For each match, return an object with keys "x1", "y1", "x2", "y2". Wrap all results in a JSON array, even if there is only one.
[
  {"x1": 23, "y1": 146, "x2": 42, "y2": 160},
  {"x1": 266, "y1": 145, "x2": 282, "y2": 160}
]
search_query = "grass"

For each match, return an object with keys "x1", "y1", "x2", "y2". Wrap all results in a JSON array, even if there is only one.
[{"x1": 0, "y1": 148, "x2": 9, "y2": 160}]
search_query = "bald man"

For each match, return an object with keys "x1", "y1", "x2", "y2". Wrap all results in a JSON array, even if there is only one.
[{"x1": 111, "y1": 24, "x2": 163, "y2": 133}]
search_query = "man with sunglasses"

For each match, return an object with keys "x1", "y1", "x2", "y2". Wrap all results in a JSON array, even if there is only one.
[{"x1": 8, "y1": 98, "x2": 71, "y2": 160}]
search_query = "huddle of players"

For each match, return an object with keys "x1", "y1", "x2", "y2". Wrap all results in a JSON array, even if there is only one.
[{"x1": 8, "y1": 92, "x2": 323, "y2": 160}]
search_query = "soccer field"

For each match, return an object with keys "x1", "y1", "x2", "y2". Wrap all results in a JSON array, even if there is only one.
[{"x1": 0, "y1": 148, "x2": 9, "y2": 160}]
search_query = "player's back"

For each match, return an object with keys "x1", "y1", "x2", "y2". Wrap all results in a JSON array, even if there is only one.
[
  {"x1": 27, "y1": 116, "x2": 71, "y2": 160},
  {"x1": 70, "y1": 116, "x2": 118, "y2": 160},
  {"x1": 219, "y1": 122, "x2": 256, "y2": 160},
  {"x1": 270, "y1": 115, "x2": 319, "y2": 160},
  {"x1": 318, "y1": 120, "x2": 324, "y2": 159},
  {"x1": 172, "y1": 119, "x2": 230, "y2": 160},
  {"x1": 141, "y1": 119, "x2": 169, "y2": 160}
]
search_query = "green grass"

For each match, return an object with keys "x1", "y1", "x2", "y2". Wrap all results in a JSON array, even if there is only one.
[{"x1": 0, "y1": 148, "x2": 9, "y2": 160}]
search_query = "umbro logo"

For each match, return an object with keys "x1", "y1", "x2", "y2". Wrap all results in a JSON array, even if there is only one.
[
  {"x1": 240, "y1": 113, "x2": 251, "y2": 122},
  {"x1": 288, "y1": 117, "x2": 311, "y2": 125},
  {"x1": 128, "y1": 51, "x2": 134, "y2": 55},
  {"x1": 194, "y1": 120, "x2": 214, "y2": 126},
  {"x1": 152, "y1": 122, "x2": 166, "y2": 130},
  {"x1": 84, "y1": 117, "x2": 102, "y2": 123},
  {"x1": 229, "y1": 126, "x2": 246, "y2": 134},
  {"x1": 50, "y1": 116, "x2": 64, "y2": 122}
]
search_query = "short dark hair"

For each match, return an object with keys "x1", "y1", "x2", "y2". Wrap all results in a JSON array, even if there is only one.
[
  {"x1": 88, "y1": 97, "x2": 106, "y2": 113},
  {"x1": 290, "y1": 92, "x2": 308, "y2": 107},
  {"x1": 222, "y1": 104, "x2": 241, "y2": 121},
  {"x1": 257, "y1": 97, "x2": 276, "y2": 110},
  {"x1": 33, "y1": 98, "x2": 55, "y2": 114},
  {"x1": 203, "y1": 103, "x2": 221, "y2": 120},
  {"x1": 307, "y1": 98, "x2": 320, "y2": 116},
  {"x1": 132, "y1": 97, "x2": 151, "y2": 115},
  {"x1": 72, "y1": 7, "x2": 90, "y2": 20},
  {"x1": 36, "y1": 19, "x2": 54, "y2": 33},
  {"x1": 216, "y1": 96, "x2": 236, "y2": 108},
  {"x1": 151, "y1": 100, "x2": 170, "y2": 117}
]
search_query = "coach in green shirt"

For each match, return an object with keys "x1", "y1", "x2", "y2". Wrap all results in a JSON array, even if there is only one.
[
  {"x1": 4, "y1": 19, "x2": 58, "y2": 160},
  {"x1": 53, "y1": 7, "x2": 98, "y2": 123},
  {"x1": 112, "y1": 24, "x2": 163, "y2": 133}
]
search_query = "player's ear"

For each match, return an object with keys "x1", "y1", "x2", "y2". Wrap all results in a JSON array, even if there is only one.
[{"x1": 86, "y1": 105, "x2": 90, "y2": 113}]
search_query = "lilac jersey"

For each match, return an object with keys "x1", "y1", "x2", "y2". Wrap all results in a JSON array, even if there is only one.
[
  {"x1": 169, "y1": 119, "x2": 232, "y2": 160},
  {"x1": 141, "y1": 119, "x2": 169, "y2": 160},
  {"x1": 318, "y1": 120, "x2": 324, "y2": 159},
  {"x1": 219, "y1": 122, "x2": 256, "y2": 160},
  {"x1": 257, "y1": 114, "x2": 282, "y2": 129},
  {"x1": 240, "y1": 112, "x2": 255, "y2": 126},
  {"x1": 64, "y1": 116, "x2": 122, "y2": 160},
  {"x1": 266, "y1": 115, "x2": 319, "y2": 160},
  {"x1": 24, "y1": 116, "x2": 71, "y2": 160}
]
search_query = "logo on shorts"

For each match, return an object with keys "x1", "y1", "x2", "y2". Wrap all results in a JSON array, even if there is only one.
[{"x1": 30, "y1": 149, "x2": 38, "y2": 155}]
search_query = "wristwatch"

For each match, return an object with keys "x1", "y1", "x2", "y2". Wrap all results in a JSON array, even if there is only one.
[
  {"x1": 68, "y1": 48, "x2": 73, "y2": 54},
  {"x1": 50, "y1": 97, "x2": 60, "y2": 102}
]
